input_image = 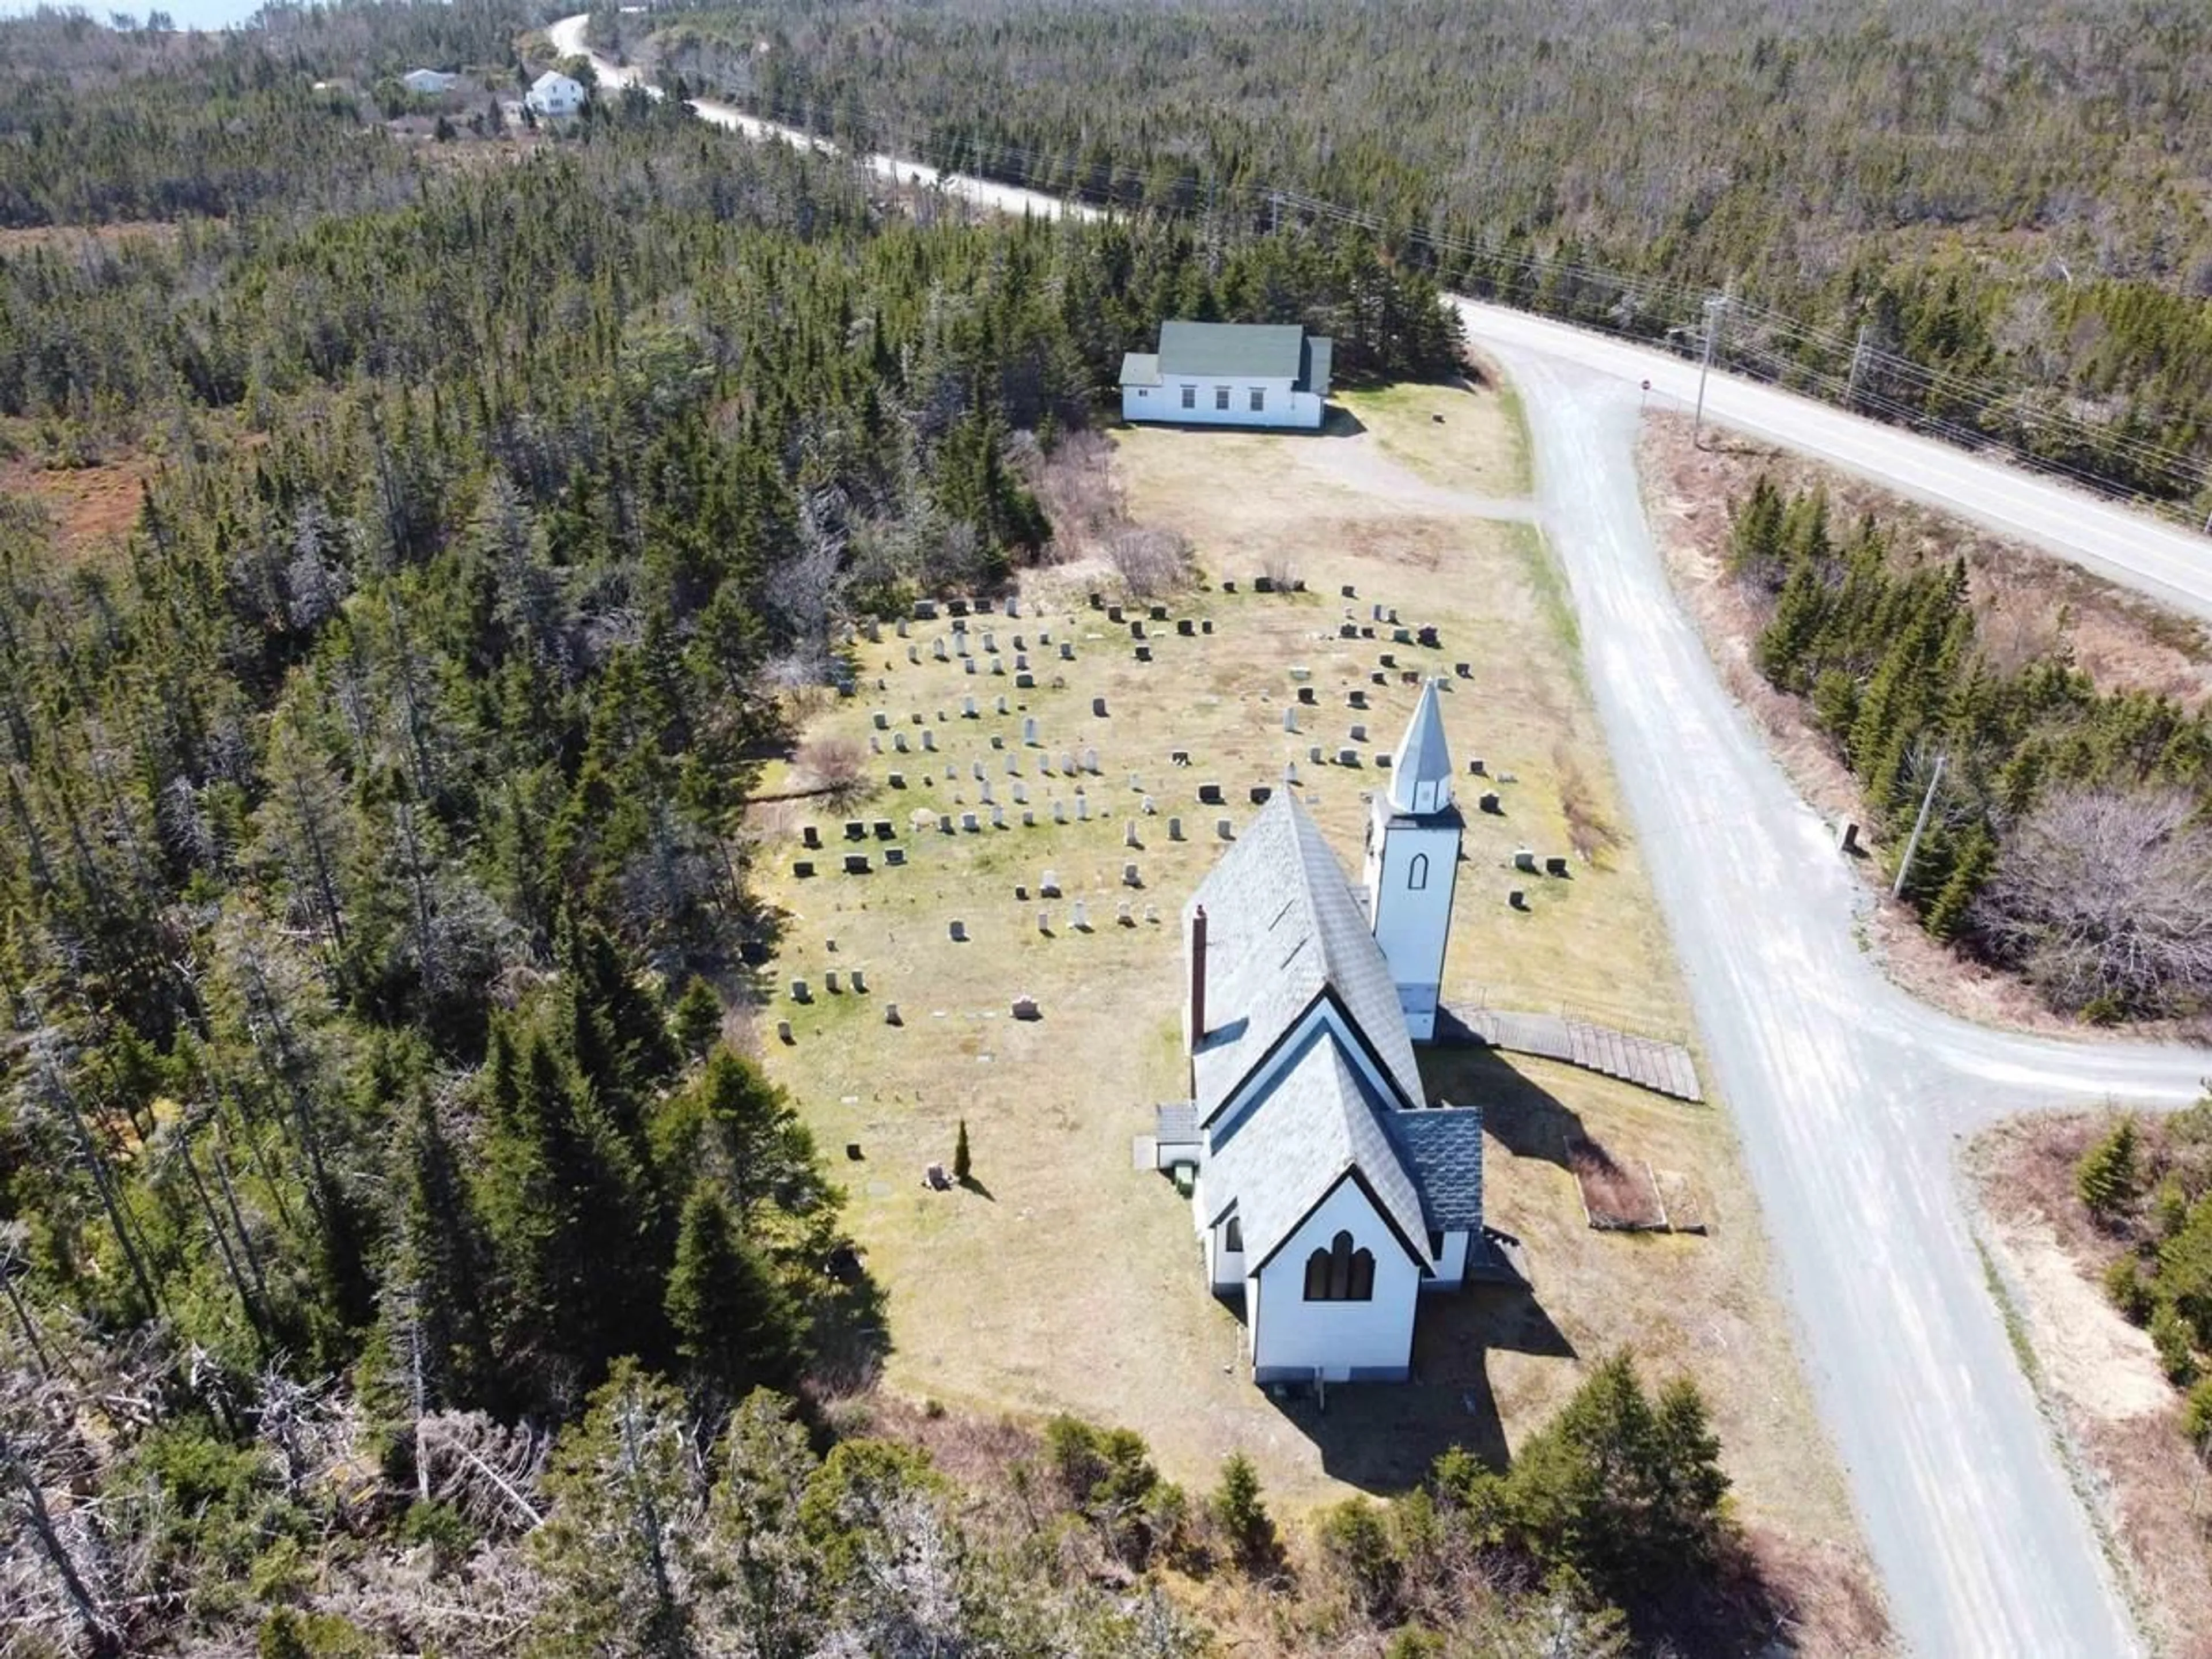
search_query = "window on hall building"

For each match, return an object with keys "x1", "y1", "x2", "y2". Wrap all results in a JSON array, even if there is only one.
[
  {"x1": 1303, "y1": 1230, "x2": 1375, "y2": 1301},
  {"x1": 1408, "y1": 853, "x2": 1429, "y2": 891},
  {"x1": 1181, "y1": 384, "x2": 1196, "y2": 410},
  {"x1": 1249, "y1": 388, "x2": 1265, "y2": 411},
  {"x1": 1225, "y1": 1216, "x2": 1243, "y2": 1252},
  {"x1": 1215, "y1": 385, "x2": 1231, "y2": 410}
]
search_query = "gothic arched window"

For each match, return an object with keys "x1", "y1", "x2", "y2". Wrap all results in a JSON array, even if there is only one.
[
  {"x1": 1407, "y1": 853, "x2": 1429, "y2": 891},
  {"x1": 1304, "y1": 1230, "x2": 1376, "y2": 1302}
]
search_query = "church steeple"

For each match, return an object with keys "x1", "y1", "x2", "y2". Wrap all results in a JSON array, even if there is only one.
[
  {"x1": 1363, "y1": 680, "x2": 1463, "y2": 1043},
  {"x1": 1387, "y1": 679, "x2": 1454, "y2": 816}
]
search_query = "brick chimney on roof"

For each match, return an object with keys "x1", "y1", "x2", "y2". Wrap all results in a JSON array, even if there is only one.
[{"x1": 1188, "y1": 905, "x2": 1208, "y2": 1048}]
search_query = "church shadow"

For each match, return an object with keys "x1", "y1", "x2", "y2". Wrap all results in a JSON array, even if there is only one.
[
  {"x1": 1318, "y1": 405, "x2": 1369, "y2": 438},
  {"x1": 1418, "y1": 1044, "x2": 1585, "y2": 1172},
  {"x1": 808, "y1": 1249, "x2": 893, "y2": 1397},
  {"x1": 1255, "y1": 1278, "x2": 1574, "y2": 1495}
]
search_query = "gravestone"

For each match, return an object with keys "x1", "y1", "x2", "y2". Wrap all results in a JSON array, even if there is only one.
[
  {"x1": 893, "y1": 732, "x2": 910, "y2": 752},
  {"x1": 1013, "y1": 781, "x2": 1029, "y2": 804},
  {"x1": 1198, "y1": 782, "x2": 1224, "y2": 805},
  {"x1": 907, "y1": 643, "x2": 921, "y2": 664},
  {"x1": 874, "y1": 820, "x2": 895, "y2": 839},
  {"x1": 1337, "y1": 748, "x2": 1361, "y2": 767},
  {"x1": 1285, "y1": 760, "x2": 1300, "y2": 785},
  {"x1": 1216, "y1": 817, "x2": 1234, "y2": 840},
  {"x1": 964, "y1": 659, "x2": 978, "y2": 675},
  {"x1": 1379, "y1": 653, "x2": 1396, "y2": 669},
  {"x1": 1023, "y1": 716, "x2": 1040, "y2": 745},
  {"x1": 1125, "y1": 820, "x2": 1141, "y2": 848},
  {"x1": 1393, "y1": 627, "x2": 1414, "y2": 645},
  {"x1": 850, "y1": 968, "x2": 867, "y2": 993},
  {"x1": 961, "y1": 695, "x2": 979, "y2": 718},
  {"x1": 843, "y1": 853, "x2": 870, "y2": 874},
  {"x1": 1168, "y1": 817, "x2": 1184, "y2": 840},
  {"x1": 885, "y1": 1003, "x2": 903, "y2": 1025},
  {"x1": 803, "y1": 825, "x2": 822, "y2": 849},
  {"x1": 1544, "y1": 855, "x2": 1570, "y2": 877},
  {"x1": 1118, "y1": 899, "x2": 1134, "y2": 925},
  {"x1": 1310, "y1": 745, "x2": 1324, "y2": 764},
  {"x1": 1016, "y1": 672, "x2": 1036, "y2": 688},
  {"x1": 845, "y1": 819, "x2": 868, "y2": 841},
  {"x1": 873, "y1": 710, "x2": 891, "y2": 730},
  {"x1": 949, "y1": 919, "x2": 968, "y2": 942},
  {"x1": 1479, "y1": 792, "x2": 1502, "y2": 815},
  {"x1": 793, "y1": 860, "x2": 816, "y2": 878},
  {"x1": 1040, "y1": 869, "x2": 1062, "y2": 897},
  {"x1": 1177, "y1": 618, "x2": 1195, "y2": 637},
  {"x1": 1015, "y1": 654, "x2": 1029, "y2": 671},
  {"x1": 791, "y1": 978, "x2": 811, "y2": 1003},
  {"x1": 778, "y1": 1020, "x2": 794, "y2": 1044},
  {"x1": 1141, "y1": 794, "x2": 1156, "y2": 815},
  {"x1": 1006, "y1": 752, "x2": 1020, "y2": 774},
  {"x1": 1070, "y1": 899, "x2": 1089, "y2": 930},
  {"x1": 1350, "y1": 723, "x2": 1368, "y2": 744},
  {"x1": 1084, "y1": 747, "x2": 1100, "y2": 774},
  {"x1": 960, "y1": 812, "x2": 980, "y2": 833},
  {"x1": 982, "y1": 631, "x2": 997, "y2": 654},
  {"x1": 824, "y1": 969, "x2": 842, "y2": 993},
  {"x1": 1108, "y1": 604, "x2": 1124, "y2": 622},
  {"x1": 1469, "y1": 757, "x2": 1487, "y2": 775},
  {"x1": 1509, "y1": 890, "x2": 1527, "y2": 911},
  {"x1": 1092, "y1": 696, "x2": 1109, "y2": 717},
  {"x1": 1418, "y1": 626, "x2": 1441, "y2": 648},
  {"x1": 1123, "y1": 862, "x2": 1142, "y2": 887},
  {"x1": 933, "y1": 637, "x2": 949, "y2": 661},
  {"x1": 1456, "y1": 661, "x2": 1472, "y2": 679},
  {"x1": 1298, "y1": 685, "x2": 1317, "y2": 706},
  {"x1": 1012, "y1": 995, "x2": 1041, "y2": 1021},
  {"x1": 996, "y1": 695, "x2": 1009, "y2": 715},
  {"x1": 992, "y1": 805, "x2": 1006, "y2": 829},
  {"x1": 897, "y1": 618, "x2": 912, "y2": 637},
  {"x1": 1134, "y1": 645, "x2": 1152, "y2": 662},
  {"x1": 990, "y1": 659, "x2": 1005, "y2": 676},
  {"x1": 1371, "y1": 671, "x2": 1389, "y2": 686},
  {"x1": 922, "y1": 730, "x2": 938, "y2": 751},
  {"x1": 1201, "y1": 619, "x2": 1213, "y2": 634},
  {"x1": 1076, "y1": 794, "x2": 1090, "y2": 821},
  {"x1": 979, "y1": 780, "x2": 994, "y2": 805},
  {"x1": 1060, "y1": 642, "x2": 1075, "y2": 661},
  {"x1": 1348, "y1": 689, "x2": 1369, "y2": 709},
  {"x1": 884, "y1": 847, "x2": 906, "y2": 866},
  {"x1": 1513, "y1": 849, "x2": 1537, "y2": 872},
  {"x1": 1249, "y1": 785, "x2": 1272, "y2": 804},
  {"x1": 1131, "y1": 619, "x2": 1146, "y2": 640},
  {"x1": 1284, "y1": 709, "x2": 1299, "y2": 732},
  {"x1": 937, "y1": 813, "x2": 954, "y2": 834}
]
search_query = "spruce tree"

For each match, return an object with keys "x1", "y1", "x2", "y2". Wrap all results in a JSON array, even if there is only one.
[
  {"x1": 665, "y1": 1187, "x2": 804, "y2": 1400},
  {"x1": 953, "y1": 1119, "x2": 971, "y2": 1185}
]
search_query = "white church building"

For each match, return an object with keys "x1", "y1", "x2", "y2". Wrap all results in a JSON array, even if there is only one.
[
  {"x1": 1120, "y1": 321, "x2": 1334, "y2": 431},
  {"x1": 1154, "y1": 681, "x2": 1486, "y2": 1385}
]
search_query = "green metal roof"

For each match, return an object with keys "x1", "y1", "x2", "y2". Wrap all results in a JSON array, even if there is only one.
[{"x1": 1158, "y1": 321, "x2": 1307, "y2": 382}]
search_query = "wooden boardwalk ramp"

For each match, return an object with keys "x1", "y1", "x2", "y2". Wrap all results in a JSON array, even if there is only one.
[{"x1": 1438, "y1": 1004, "x2": 1702, "y2": 1103}]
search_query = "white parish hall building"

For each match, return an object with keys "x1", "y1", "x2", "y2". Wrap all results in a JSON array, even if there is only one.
[
  {"x1": 1120, "y1": 321, "x2": 1334, "y2": 431},
  {"x1": 1154, "y1": 682, "x2": 1488, "y2": 1385}
]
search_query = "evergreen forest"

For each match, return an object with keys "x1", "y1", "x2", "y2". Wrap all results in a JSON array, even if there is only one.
[
  {"x1": 0, "y1": 6, "x2": 1794, "y2": 1656},
  {"x1": 613, "y1": 0, "x2": 2212, "y2": 511},
  {"x1": 1733, "y1": 477, "x2": 2212, "y2": 1019}
]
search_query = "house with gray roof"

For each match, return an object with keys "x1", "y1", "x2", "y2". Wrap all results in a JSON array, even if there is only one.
[
  {"x1": 1120, "y1": 320, "x2": 1334, "y2": 431},
  {"x1": 1155, "y1": 681, "x2": 1483, "y2": 1384}
]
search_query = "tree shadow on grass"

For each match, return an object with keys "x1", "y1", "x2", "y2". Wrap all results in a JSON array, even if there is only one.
[{"x1": 808, "y1": 1251, "x2": 892, "y2": 1399}]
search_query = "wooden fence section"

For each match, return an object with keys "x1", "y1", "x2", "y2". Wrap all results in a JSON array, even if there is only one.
[{"x1": 1438, "y1": 1004, "x2": 1703, "y2": 1103}]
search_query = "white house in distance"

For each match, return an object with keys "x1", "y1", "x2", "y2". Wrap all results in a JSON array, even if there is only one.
[
  {"x1": 1120, "y1": 321, "x2": 1334, "y2": 431},
  {"x1": 402, "y1": 69, "x2": 459, "y2": 96},
  {"x1": 527, "y1": 70, "x2": 588, "y2": 119},
  {"x1": 1154, "y1": 681, "x2": 1485, "y2": 1385}
]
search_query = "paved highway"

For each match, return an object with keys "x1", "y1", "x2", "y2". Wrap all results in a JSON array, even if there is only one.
[{"x1": 548, "y1": 21, "x2": 2212, "y2": 1649}]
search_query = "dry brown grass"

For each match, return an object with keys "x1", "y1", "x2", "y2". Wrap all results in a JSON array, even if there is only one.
[
  {"x1": 1566, "y1": 1135, "x2": 1664, "y2": 1229},
  {"x1": 1638, "y1": 411, "x2": 2212, "y2": 1043},
  {"x1": 1967, "y1": 1116, "x2": 2212, "y2": 1659},
  {"x1": 0, "y1": 446, "x2": 159, "y2": 566},
  {"x1": 746, "y1": 380, "x2": 1880, "y2": 1643}
]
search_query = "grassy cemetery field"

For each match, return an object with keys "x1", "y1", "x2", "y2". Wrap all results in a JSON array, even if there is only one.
[{"x1": 744, "y1": 381, "x2": 1866, "y2": 1569}]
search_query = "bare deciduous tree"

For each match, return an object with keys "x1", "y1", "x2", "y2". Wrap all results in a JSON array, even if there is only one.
[
  {"x1": 1107, "y1": 528, "x2": 1192, "y2": 600},
  {"x1": 1970, "y1": 786, "x2": 2212, "y2": 1016},
  {"x1": 796, "y1": 736, "x2": 869, "y2": 808}
]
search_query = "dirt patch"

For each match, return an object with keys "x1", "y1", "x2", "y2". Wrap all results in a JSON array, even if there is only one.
[
  {"x1": 1567, "y1": 1134, "x2": 1665, "y2": 1229},
  {"x1": 1637, "y1": 411, "x2": 2210, "y2": 1043},
  {"x1": 0, "y1": 447, "x2": 158, "y2": 564},
  {"x1": 0, "y1": 221, "x2": 182, "y2": 255},
  {"x1": 1967, "y1": 1115, "x2": 2212, "y2": 1658}
]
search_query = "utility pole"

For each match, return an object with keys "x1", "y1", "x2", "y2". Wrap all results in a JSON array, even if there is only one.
[
  {"x1": 1892, "y1": 752, "x2": 1948, "y2": 900},
  {"x1": 1692, "y1": 289, "x2": 1729, "y2": 448},
  {"x1": 1843, "y1": 321, "x2": 1872, "y2": 411}
]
